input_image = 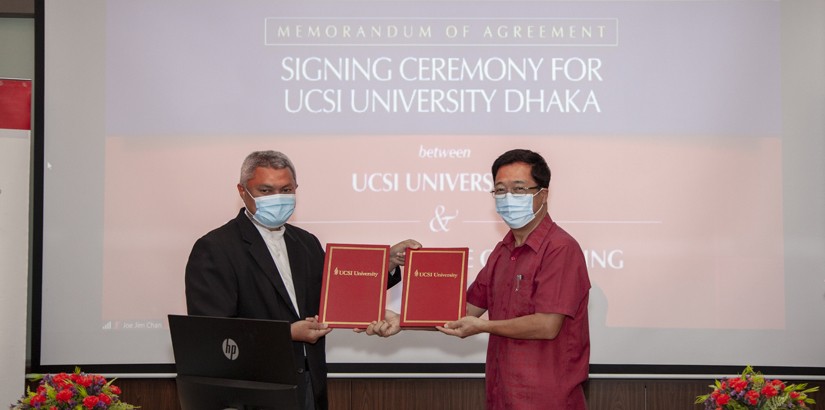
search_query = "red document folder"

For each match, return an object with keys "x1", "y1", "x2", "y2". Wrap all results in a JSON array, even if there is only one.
[
  {"x1": 318, "y1": 243, "x2": 390, "y2": 328},
  {"x1": 400, "y1": 247, "x2": 468, "y2": 327}
]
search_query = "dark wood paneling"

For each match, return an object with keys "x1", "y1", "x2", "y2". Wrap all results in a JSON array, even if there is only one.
[
  {"x1": 24, "y1": 377, "x2": 821, "y2": 409},
  {"x1": 329, "y1": 378, "x2": 352, "y2": 410},
  {"x1": 348, "y1": 378, "x2": 486, "y2": 410},
  {"x1": 115, "y1": 378, "x2": 180, "y2": 410},
  {"x1": 644, "y1": 379, "x2": 714, "y2": 410},
  {"x1": 584, "y1": 379, "x2": 646, "y2": 410}
]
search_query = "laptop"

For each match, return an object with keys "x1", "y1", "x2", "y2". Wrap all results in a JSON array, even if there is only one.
[{"x1": 168, "y1": 314, "x2": 300, "y2": 410}]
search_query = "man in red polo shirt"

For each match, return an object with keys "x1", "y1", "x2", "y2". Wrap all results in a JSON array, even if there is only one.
[{"x1": 437, "y1": 148, "x2": 591, "y2": 410}]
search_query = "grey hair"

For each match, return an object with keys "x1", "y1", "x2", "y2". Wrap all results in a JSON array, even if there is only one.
[{"x1": 239, "y1": 151, "x2": 297, "y2": 186}]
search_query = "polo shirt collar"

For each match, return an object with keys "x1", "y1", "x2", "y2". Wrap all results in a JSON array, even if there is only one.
[{"x1": 503, "y1": 214, "x2": 555, "y2": 253}]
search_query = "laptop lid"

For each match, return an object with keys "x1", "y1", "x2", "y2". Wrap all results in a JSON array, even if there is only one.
[{"x1": 168, "y1": 314, "x2": 298, "y2": 386}]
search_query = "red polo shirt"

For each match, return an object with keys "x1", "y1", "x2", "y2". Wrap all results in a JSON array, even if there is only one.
[{"x1": 467, "y1": 215, "x2": 591, "y2": 410}]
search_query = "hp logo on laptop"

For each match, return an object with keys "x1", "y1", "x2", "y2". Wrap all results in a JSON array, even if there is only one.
[{"x1": 222, "y1": 338, "x2": 239, "y2": 360}]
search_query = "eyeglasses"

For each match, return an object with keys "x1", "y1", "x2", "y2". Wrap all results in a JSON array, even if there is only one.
[{"x1": 490, "y1": 186, "x2": 542, "y2": 198}]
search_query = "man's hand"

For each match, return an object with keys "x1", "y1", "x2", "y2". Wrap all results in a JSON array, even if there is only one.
[
  {"x1": 388, "y1": 239, "x2": 422, "y2": 272},
  {"x1": 291, "y1": 316, "x2": 332, "y2": 344},
  {"x1": 436, "y1": 316, "x2": 486, "y2": 338},
  {"x1": 354, "y1": 310, "x2": 401, "y2": 337},
  {"x1": 438, "y1": 312, "x2": 564, "y2": 340}
]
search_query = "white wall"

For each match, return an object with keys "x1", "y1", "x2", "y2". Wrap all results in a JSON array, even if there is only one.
[{"x1": 0, "y1": 16, "x2": 34, "y2": 406}]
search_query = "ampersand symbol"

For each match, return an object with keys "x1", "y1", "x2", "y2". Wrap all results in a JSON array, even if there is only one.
[{"x1": 429, "y1": 205, "x2": 458, "y2": 233}]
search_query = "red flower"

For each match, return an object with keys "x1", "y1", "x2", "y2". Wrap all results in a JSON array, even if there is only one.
[
  {"x1": 98, "y1": 393, "x2": 113, "y2": 405},
  {"x1": 746, "y1": 389, "x2": 760, "y2": 405},
  {"x1": 55, "y1": 389, "x2": 74, "y2": 402},
  {"x1": 110, "y1": 385, "x2": 122, "y2": 395},
  {"x1": 76, "y1": 374, "x2": 94, "y2": 387},
  {"x1": 790, "y1": 391, "x2": 801, "y2": 399},
  {"x1": 83, "y1": 395, "x2": 100, "y2": 409},
  {"x1": 29, "y1": 394, "x2": 47, "y2": 405},
  {"x1": 716, "y1": 394, "x2": 731, "y2": 405},
  {"x1": 771, "y1": 379, "x2": 786, "y2": 391},
  {"x1": 53, "y1": 373, "x2": 72, "y2": 389},
  {"x1": 731, "y1": 378, "x2": 749, "y2": 392},
  {"x1": 762, "y1": 384, "x2": 779, "y2": 398}
]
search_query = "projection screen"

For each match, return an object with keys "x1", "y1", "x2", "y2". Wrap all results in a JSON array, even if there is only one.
[{"x1": 35, "y1": 0, "x2": 825, "y2": 376}]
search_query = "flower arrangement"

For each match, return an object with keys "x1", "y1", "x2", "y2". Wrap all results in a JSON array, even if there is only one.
[
  {"x1": 696, "y1": 365, "x2": 819, "y2": 409},
  {"x1": 10, "y1": 367, "x2": 138, "y2": 410}
]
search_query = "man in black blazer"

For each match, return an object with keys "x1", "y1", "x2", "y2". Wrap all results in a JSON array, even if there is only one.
[{"x1": 185, "y1": 150, "x2": 419, "y2": 410}]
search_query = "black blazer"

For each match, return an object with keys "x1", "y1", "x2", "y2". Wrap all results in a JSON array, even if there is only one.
[{"x1": 185, "y1": 209, "x2": 400, "y2": 409}]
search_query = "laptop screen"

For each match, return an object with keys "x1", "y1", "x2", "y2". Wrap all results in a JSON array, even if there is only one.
[{"x1": 168, "y1": 314, "x2": 298, "y2": 386}]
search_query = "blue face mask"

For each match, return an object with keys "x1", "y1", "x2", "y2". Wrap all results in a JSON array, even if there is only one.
[
  {"x1": 248, "y1": 191, "x2": 296, "y2": 229},
  {"x1": 495, "y1": 189, "x2": 544, "y2": 229}
]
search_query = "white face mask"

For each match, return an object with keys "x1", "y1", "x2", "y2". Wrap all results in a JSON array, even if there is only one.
[
  {"x1": 494, "y1": 189, "x2": 544, "y2": 229},
  {"x1": 247, "y1": 190, "x2": 295, "y2": 228}
]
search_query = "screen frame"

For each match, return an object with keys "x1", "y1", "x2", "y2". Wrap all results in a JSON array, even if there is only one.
[{"x1": 27, "y1": 0, "x2": 825, "y2": 380}]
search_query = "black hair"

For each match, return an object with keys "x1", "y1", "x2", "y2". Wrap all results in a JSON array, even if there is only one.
[{"x1": 491, "y1": 149, "x2": 551, "y2": 188}]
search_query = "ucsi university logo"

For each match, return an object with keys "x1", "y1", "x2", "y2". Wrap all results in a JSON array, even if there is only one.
[{"x1": 351, "y1": 172, "x2": 493, "y2": 193}]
